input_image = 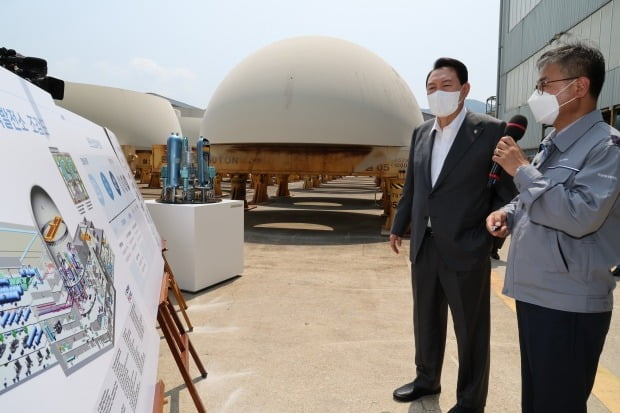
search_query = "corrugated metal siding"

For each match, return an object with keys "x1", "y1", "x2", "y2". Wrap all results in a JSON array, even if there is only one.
[
  {"x1": 504, "y1": 23, "x2": 524, "y2": 70},
  {"x1": 520, "y1": 4, "x2": 552, "y2": 61},
  {"x1": 599, "y1": 67, "x2": 614, "y2": 108},
  {"x1": 498, "y1": 0, "x2": 617, "y2": 150},
  {"x1": 590, "y1": 9, "x2": 602, "y2": 49},
  {"x1": 613, "y1": 67, "x2": 620, "y2": 106},
  {"x1": 610, "y1": 0, "x2": 620, "y2": 68},
  {"x1": 599, "y1": 5, "x2": 613, "y2": 67},
  {"x1": 504, "y1": 0, "x2": 610, "y2": 71}
]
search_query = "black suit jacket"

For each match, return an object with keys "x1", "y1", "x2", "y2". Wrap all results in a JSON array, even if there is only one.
[{"x1": 391, "y1": 111, "x2": 516, "y2": 271}]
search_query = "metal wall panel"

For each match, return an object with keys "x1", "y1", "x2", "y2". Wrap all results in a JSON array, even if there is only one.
[
  {"x1": 520, "y1": 2, "x2": 555, "y2": 62},
  {"x1": 597, "y1": 66, "x2": 618, "y2": 115},
  {"x1": 610, "y1": 0, "x2": 620, "y2": 68},
  {"x1": 504, "y1": 23, "x2": 524, "y2": 70},
  {"x1": 598, "y1": 72, "x2": 611, "y2": 109},
  {"x1": 498, "y1": 0, "x2": 617, "y2": 150},
  {"x1": 613, "y1": 67, "x2": 620, "y2": 106},
  {"x1": 590, "y1": 8, "x2": 602, "y2": 49},
  {"x1": 503, "y1": 0, "x2": 610, "y2": 72},
  {"x1": 599, "y1": 3, "x2": 613, "y2": 69}
]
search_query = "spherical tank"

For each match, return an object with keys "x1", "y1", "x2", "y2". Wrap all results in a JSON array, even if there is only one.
[
  {"x1": 56, "y1": 82, "x2": 182, "y2": 149},
  {"x1": 201, "y1": 36, "x2": 423, "y2": 146}
]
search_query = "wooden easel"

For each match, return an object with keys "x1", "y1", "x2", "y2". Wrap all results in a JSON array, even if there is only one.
[
  {"x1": 152, "y1": 379, "x2": 166, "y2": 413},
  {"x1": 157, "y1": 272, "x2": 208, "y2": 412},
  {"x1": 162, "y1": 248, "x2": 193, "y2": 331}
]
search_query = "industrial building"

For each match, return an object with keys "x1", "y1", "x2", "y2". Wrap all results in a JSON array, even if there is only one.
[{"x1": 497, "y1": 0, "x2": 620, "y2": 154}]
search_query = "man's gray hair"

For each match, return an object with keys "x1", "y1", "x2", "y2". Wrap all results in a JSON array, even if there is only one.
[{"x1": 537, "y1": 41, "x2": 605, "y2": 99}]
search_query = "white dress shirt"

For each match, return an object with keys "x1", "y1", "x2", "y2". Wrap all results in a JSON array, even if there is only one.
[{"x1": 430, "y1": 106, "x2": 467, "y2": 186}]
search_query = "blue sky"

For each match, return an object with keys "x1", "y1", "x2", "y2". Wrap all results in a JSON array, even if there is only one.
[{"x1": 4, "y1": 0, "x2": 501, "y2": 109}]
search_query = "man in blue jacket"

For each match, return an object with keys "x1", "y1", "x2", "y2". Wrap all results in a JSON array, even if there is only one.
[{"x1": 487, "y1": 42, "x2": 620, "y2": 413}]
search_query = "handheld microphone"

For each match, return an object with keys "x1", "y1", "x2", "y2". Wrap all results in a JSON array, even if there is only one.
[{"x1": 487, "y1": 115, "x2": 528, "y2": 188}]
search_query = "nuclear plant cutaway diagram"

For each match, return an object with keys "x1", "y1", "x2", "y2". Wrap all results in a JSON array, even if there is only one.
[{"x1": 0, "y1": 187, "x2": 116, "y2": 395}]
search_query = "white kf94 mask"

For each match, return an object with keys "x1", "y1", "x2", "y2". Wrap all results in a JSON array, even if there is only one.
[{"x1": 427, "y1": 90, "x2": 461, "y2": 117}]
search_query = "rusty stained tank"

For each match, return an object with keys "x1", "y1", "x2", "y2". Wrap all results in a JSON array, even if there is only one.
[{"x1": 200, "y1": 36, "x2": 423, "y2": 179}]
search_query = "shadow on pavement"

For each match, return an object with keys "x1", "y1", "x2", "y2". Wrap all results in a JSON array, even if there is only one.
[{"x1": 244, "y1": 206, "x2": 386, "y2": 246}]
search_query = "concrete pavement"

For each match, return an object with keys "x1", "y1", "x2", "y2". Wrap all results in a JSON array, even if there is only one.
[{"x1": 155, "y1": 176, "x2": 619, "y2": 412}]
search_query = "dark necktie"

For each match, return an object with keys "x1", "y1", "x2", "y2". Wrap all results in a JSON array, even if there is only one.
[{"x1": 532, "y1": 138, "x2": 555, "y2": 168}]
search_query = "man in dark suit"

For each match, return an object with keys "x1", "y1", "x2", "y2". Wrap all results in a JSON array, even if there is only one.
[{"x1": 389, "y1": 58, "x2": 516, "y2": 413}]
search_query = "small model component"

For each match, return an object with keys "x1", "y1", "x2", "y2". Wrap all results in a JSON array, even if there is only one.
[
  {"x1": 44, "y1": 216, "x2": 62, "y2": 242},
  {"x1": 159, "y1": 134, "x2": 218, "y2": 204}
]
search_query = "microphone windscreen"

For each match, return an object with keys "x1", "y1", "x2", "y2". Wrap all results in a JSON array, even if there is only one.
[{"x1": 504, "y1": 115, "x2": 528, "y2": 141}]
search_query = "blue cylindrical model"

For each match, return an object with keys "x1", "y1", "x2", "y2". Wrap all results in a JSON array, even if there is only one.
[
  {"x1": 181, "y1": 137, "x2": 191, "y2": 170},
  {"x1": 26, "y1": 326, "x2": 37, "y2": 348},
  {"x1": 196, "y1": 136, "x2": 211, "y2": 187},
  {"x1": 7, "y1": 310, "x2": 16, "y2": 325},
  {"x1": 166, "y1": 133, "x2": 182, "y2": 188},
  {"x1": 160, "y1": 164, "x2": 168, "y2": 189},
  {"x1": 180, "y1": 137, "x2": 192, "y2": 194},
  {"x1": 34, "y1": 325, "x2": 43, "y2": 346},
  {"x1": 0, "y1": 292, "x2": 20, "y2": 305},
  {"x1": 1, "y1": 311, "x2": 10, "y2": 327}
]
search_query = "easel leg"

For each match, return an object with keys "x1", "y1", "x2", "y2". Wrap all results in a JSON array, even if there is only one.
[
  {"x1": 162, "y1": 248, "x2": 193, "y2": 330},
  {"x1": 166, "y1": 300, "x2": 207, "y2": 378},
  {"x1": 157, "y1": 272, "x2": 207, "y2": 412},
  {"x1": 152, "y1": 379, "x2": 167, "y2": 413},
  {"x1": 158, "y1": 303, "x2": 207, "y2": 412}
]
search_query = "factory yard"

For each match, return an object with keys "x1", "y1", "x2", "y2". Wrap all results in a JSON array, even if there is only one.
[{"x1": 153, "y1": 176, "x2": 620, "y2": 413}]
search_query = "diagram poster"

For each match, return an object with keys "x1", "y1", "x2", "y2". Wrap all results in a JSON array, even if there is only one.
[{"x1": 0, "y1": 67, "x2": 164, "y2": 412}]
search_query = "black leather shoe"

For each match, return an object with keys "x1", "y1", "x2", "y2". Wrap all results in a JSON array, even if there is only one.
[
  {"x1": 392, "y1": 381, "x2": 440, "y2": 402},
  {"x1": 447, "y1": 404, "x2": 484, "y2": 413}
]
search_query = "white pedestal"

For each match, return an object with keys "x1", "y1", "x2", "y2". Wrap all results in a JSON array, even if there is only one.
[{"x1": 145, "y1": 199, "x2": 244, "y2": 292}]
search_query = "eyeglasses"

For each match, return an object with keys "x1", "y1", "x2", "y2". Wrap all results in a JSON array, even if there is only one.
[{"x1": 534, "y1": 77, "x2": 578, "y2": 95}]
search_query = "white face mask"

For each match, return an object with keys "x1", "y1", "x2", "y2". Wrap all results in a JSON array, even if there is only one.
[
  {"x1": 427, "y1": 90, "x2": 461, "y2": 117},
  {"x1": 527, "y1": 80, "x2": 577, "y2": 125}
]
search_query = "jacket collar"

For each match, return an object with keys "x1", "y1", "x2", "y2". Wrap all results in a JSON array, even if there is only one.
[
  {"x1": 431, "y1": 111, "x2": 485, "y2": 190},
  {"x1": 552, "y1": 110, "x2": 605, "y2": 153}
]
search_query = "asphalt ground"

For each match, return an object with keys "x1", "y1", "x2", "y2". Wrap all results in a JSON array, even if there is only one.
[{"x1": 154, "y1": 176, "x2": 619, "y2": 413}]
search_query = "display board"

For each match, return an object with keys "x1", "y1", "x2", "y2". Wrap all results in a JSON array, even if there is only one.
[{"x1": 0, "y1": 67, "x2": 164, "y2": 412}]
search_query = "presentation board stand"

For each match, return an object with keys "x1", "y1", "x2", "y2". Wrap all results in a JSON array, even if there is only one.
[
  {"x1": 157, "y1": 272, "x2": 208, "y2": 412},
  {"x1": 0, "y1": 67, "x2": 168, "y2": 411},
  {"x1": 152, "y1": 379, "x2": 167, "y2": 413},
  {"x1": 162, "y1": 248, "x2": 193, "y2": 331}
]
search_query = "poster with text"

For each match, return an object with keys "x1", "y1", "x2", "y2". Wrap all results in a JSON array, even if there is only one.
[{"x1": 0, "y1": 67, "x2": 164, "y2": 412}]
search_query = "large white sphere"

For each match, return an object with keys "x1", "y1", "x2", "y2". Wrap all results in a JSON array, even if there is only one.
[
  {"x1": 57, "y1": 82, "x2": 182, "y2": 149},
  {"x1": 201, "y1": 36, "x2": 422, "y2": 146}
]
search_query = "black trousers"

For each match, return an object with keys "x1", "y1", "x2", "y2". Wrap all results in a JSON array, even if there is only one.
[
  {"x1": 516, "y1": 301, "x2": 611, "y2": 413},
  {"x1": 411, "y1": 232, "x2": 491, "y2": 409},
  {"x1": 491, "y1": 236, "x2": 505, "y2": 252}
]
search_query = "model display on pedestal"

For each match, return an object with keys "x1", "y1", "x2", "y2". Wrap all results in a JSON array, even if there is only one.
[
  {"x1": 145, "y1": 199, "x2": 244, "y2": 292},
  {"x1": 159, "y1": 134, "x2": 218, "y2": 204}
]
